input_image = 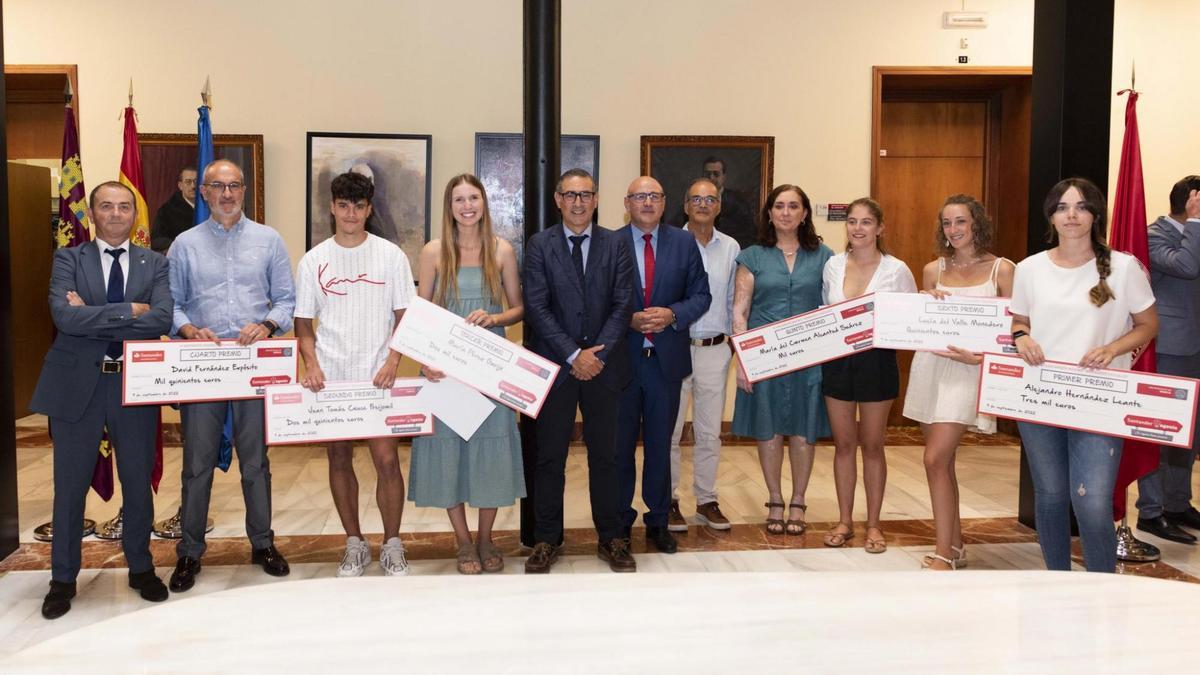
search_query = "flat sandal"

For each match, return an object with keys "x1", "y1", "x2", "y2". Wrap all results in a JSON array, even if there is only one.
[
  {"x1": 456, "y1": 542, "x2": 482, "y2": 575},
  {"x1": 478, "y1": 540, "x2": 504, "y2": 573}
]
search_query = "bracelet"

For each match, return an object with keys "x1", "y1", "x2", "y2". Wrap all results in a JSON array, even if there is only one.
[{"x1": 1011, "y1": 330, "x2": 1029, "y2": 341}]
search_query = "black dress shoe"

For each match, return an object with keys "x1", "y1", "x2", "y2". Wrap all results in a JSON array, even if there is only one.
[
  {"x1": 128, "y1": 569, "x2": 168, "y2": 602},
  {"x1": 1165, "y1": 506, "x2": 1200, "y2": 531},
  {"x1": 645, "y1": 526, "x2": 678, "y2": 554},
  {"x1": 1137, "y1": 515, "x2": 1198, "y2": 544},
  {"x1": 41, "y1": 580, "x2": 76, "y2": 620},
  {"x1": 598, "y1": 538, "x2": 637, "y2": 572},
  {"x1": 251, "y1": 545, "x2": 290, "y2": 577},
  {"x1": 169, "y1": 556, "x2": 201, "y2": 592}
]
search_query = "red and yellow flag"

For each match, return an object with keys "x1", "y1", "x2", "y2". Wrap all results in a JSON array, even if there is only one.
[
  {"x1": 116, "y1": 105, "x2": 165, "y2": 493},
  {"x1": 119, "y1": 107, "x2": 151, "y2": 248}
]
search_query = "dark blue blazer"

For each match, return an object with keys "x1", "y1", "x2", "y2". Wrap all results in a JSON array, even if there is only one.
[
  {"x1": 31, "y1": 242, "x2": 173, "y2": 422},
  {"x1": 618, "y1": 224, "x2": 711, "y2": 382},
  {"x1": 522, "y1": 224, "x2": 637, "y2": 391}
]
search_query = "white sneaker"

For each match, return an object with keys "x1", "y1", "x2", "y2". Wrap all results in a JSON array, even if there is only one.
[
  {"x1": 337, "y1": 536, "x2": 370, "y2": 577},
  {"x1": 379, "y1": 536, "x2": 410, "y2": 576}
]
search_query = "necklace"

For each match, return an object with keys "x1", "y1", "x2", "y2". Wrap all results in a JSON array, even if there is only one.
[
  {"x1": 777, "y1": 245, "x2": 799, "y2": 257},
  {"x1": 948, "y1": 254, "x2": 982, "y2": 268}
]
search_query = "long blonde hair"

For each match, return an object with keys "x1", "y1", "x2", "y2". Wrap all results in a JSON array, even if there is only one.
[{"x1": 435, "y1": 174, "x2": 505, "y2": 307}]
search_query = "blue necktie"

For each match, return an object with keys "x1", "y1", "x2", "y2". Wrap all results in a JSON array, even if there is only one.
[
  {"x1": 105, "y1": 248, "x2": 125, "y2": 359},
  {"x1": 569, "y1": 234, "x2": 587, "y2": 281}
]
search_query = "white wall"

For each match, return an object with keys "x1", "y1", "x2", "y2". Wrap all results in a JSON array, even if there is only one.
[
  {"x1": 4, "y1": 0, "x2": 1035, "y2": 260},
  {"x1": 1110, "y1": 0, "x2": 1200, "y2": 221}
]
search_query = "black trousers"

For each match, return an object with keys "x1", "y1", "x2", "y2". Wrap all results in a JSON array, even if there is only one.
[{"x1": 534, "y1": 376, "x2": 624, "y2": 544}]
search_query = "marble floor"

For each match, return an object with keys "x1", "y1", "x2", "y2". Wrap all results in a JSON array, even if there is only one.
[{"x1": 5, "y1": 414, "x2": 1200, "y2": 667}]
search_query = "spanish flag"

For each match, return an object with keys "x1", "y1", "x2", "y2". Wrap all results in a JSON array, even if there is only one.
[{"x1": 116, "y1": 105, "x2": 165, "y2": 493}]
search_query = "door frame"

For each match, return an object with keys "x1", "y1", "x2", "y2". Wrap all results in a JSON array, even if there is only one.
[{"x1": 870, "y1": 66, "x2": 1030, "y2": 192}]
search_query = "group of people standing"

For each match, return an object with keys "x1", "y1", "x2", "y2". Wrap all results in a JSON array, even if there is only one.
[{"x1": 33, "y1": 154, "x2": 1200, "y2": 619}]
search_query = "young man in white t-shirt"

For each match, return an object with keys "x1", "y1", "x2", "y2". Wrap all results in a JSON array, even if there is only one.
[{"x1": 295, "y1": 172, "x2": 416, "y2": 576}]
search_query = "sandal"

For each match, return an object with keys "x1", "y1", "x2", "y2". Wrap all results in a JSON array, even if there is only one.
[
  {"x1": 763, "y1": 501, "x2": 785, "y2": 535},
  {"x1": 864, "y1": 526, "x2": 887, "y2": 554},
  {"x1": 785, "y1": 503, "x2": 807, "y2": 535},
  {"x1": 823, "y1": 523, "x2": 854, "y2": 547},
  {"x1": 951, "y1": 544, "x2": 968, "y2": 568},
  {"x1": 456, "y1": 542, "x2": 482, "y2": 575},
  {"x1": 478, "y1": 540, "x2": 504, "y2": 573},
  {"x1": 921, "y1": 552, "x2": 958, "y2": 570}
]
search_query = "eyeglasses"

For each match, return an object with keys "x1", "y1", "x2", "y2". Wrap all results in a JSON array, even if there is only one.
[
  {"x1": 627, "y1": 192, "x2": 664, "y2": 203},
  {"x1": 687, "y1": 195, "x2": 719, "y2": 206},
  {"x1": 205, "y1": 182, "x2": 245, "y2": 193},
  {"x1": 558, "y1": 190, "x2": 595, "y2": 203}
]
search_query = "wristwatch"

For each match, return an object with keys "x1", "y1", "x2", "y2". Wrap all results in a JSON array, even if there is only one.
[{"x1": 262, "y1": 320, "x2": 279, "y2": 337}]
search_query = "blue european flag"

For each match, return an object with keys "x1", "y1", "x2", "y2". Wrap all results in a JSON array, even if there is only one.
[{"x1": 194, "y1": 105, "x2": 213, "y2": 225}]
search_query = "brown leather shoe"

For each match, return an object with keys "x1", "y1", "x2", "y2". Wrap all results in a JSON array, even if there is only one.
[
  {"x1": 668, "y1": 500, "x2": 688, "y2": 532},
  {"x1": 524, "y1": 542, "x2": 560, "y2": 574},
  {"x1": 598, "y1": 538, "x2": 637, "y2": 573},
  {"x1": 695, "y1": 501, "x2": 732, "y2": 530}
]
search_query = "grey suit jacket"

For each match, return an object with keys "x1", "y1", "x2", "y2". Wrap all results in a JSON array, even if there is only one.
[
  {"x1": 30, "y1": 241, "x2": 173, "y2": 422},
  {"x1": 1148, "y1": 216, "x2": 1200, "y2": 357}
]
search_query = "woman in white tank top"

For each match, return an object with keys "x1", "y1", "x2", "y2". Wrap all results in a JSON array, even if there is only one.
[{"x1": 902, "y1": 195, "x2": 1014, "y2": 570}]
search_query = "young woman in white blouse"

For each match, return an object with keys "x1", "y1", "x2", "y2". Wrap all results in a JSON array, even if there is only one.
[
  {"x1": 904, "y1": 195, "x2": 1014, "y2": 570},
  {"x1": 821, "y1": 198, "x2": 917, "y2": 552},
  {"x1": 1010, "y1": 177, "x2": 1157, "y2": 573}
]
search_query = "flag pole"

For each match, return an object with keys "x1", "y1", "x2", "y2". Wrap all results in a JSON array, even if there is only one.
[{"x1": 33, "y1": 78, "x2": 99, "y2": 543}]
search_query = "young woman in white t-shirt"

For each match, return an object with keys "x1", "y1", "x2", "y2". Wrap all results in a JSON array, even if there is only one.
[{"x1": 1010, "y1": 177, "x2": 1158, "y2": 573}]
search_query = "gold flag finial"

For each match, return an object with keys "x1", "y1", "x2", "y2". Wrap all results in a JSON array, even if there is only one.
[
  {"x1": 1131, "y1": 61, "x2": 1136, "y2": 92},
  {"x1": 64, "y1": 78, "x2": 75, "y2": 106},
  {"x1": 128, "y1": 78, "x2": 134, "y2": 107},
  {"x1": 201, "y1": 76, "x2": 212, "y2": 108}
]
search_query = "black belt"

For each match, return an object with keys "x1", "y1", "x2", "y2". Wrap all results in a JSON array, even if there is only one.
[
  {"x1": 99, "y1": 361, "x2": 123, "y2": 374},
  {"x1": 640, "y1": 347, "x2": 656, "y2": 358},
  {"x1": 690, "y1": 334, "x2": 726, "y2": 347}
]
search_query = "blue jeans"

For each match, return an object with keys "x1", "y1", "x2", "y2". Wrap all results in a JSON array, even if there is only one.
[{"x1": 1018, "y1": 422, "x2": 1122, "y2": 572}]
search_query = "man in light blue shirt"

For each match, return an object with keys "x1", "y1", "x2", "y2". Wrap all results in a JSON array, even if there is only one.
[
  {"x1": 166, "y1": 159, "x2": 296, "y2": 592},
  {"x1": 668, "y1": 178, "x2": 739, "y2": 532}
]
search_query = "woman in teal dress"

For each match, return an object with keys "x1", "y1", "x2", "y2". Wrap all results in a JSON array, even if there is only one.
[
  {"x1": 410, "y1": 174, "x2": 525, "y2": 574},
  {"x1": 731, "y1": 184, "x2": 832, "y2": 536}
]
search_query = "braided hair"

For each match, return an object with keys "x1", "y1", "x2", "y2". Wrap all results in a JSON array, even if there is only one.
[{"x1": 1042, "y1": 177, "x2": 1113, "y2": 307}]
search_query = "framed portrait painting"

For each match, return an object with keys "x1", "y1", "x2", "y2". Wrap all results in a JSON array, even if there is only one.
[
  {"x1": 640, "y1": 135, "x2": 774, "y2": 249},
  {"x1": 138, "y1": 133, "x2": 264, "y2": 251},
  {"x1": 474, "y1": 133, "x2": 600, "y2": 261},
  {"x1": 306, "y1": 132, "x2": 432, "y2": 271}
]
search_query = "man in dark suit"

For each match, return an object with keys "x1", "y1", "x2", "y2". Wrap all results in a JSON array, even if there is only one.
[
  {"x1": 31, "y1": 181, "x2": 174, "y2": 619},
  {"x1": 616, "y1": 176, "x2": 710, "y2": 553},
  {"x1": 150, "y1": 167, "x2": 197, "y2": 253},
  {"x1": 522, "y1": 168, "x2": 638, "y2": 573},
  {"x1": 1136, "y1": 176, "x2": 1200, "y2": 544}
]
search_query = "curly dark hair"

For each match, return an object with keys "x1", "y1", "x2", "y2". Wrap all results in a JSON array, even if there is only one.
[
  {"x1": 757, "y1": 184, "x2": 821, "y2": 251},
  {"x1": 936, "y1": 194, "x2": 993, "y2": 257},
  {"x1": 328, "y1": 172, "x2": 375, "y2": 234}
]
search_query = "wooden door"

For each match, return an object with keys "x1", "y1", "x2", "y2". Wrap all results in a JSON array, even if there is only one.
[
  {"x1": 874, "y1": 100, "x2": 987, "y2": 426},
  {"x1": 7, "y1": 162, "x2": 54, "y2": 417}
]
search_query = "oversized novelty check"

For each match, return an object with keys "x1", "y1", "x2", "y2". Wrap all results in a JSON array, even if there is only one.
[
  {"x1": 122, "y1": 338, "x2": 298, "y2": 405},
  {"x1": 872, "y1": 292, "x2": 1015, "y2": 354},
  {"x1": 389, "y1": 296, "x2": 560, "y2": 417},
  {"x1": 264, "y1": 379, "x2": 433, "y2": 445},
  {"x1": 977, "y1": 353, "x2": 1200, "y2": 449},
  {"x1": 732, "y1": 294, "x2": 874, "y2": 384}
]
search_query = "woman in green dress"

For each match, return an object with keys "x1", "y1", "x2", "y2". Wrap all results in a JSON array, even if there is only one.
[
  {"x1": 410, "y1": 174, "x2": 525, "y2": 574},
  {"x1": 731, "y1": 184, "x2": 833, "y2": 535}
]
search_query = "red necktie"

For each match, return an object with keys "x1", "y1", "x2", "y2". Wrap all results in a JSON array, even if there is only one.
[{"x1": 643, "y1": 233, "x2": 655, "y2": 342}]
